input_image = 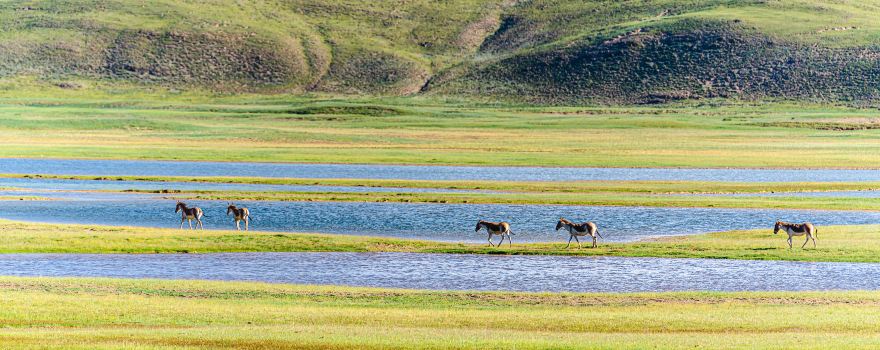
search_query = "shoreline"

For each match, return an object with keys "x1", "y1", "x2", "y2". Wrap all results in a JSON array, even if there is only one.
[{"x1": 0, "y1": 219, "x2": 876, "y2": 263}]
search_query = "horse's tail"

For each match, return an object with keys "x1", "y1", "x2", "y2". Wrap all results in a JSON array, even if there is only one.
[
  {"x1": 814, "y1": 227, "x2": 818, "y2": 239},
  {"x1": 596, "y1": 229, "x2": 603, "y2": 238},
  {"x1": 508, "y1": 229, "x2": 515, "y2": 235}
]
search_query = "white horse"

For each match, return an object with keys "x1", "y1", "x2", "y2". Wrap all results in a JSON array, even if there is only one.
[
  {"x1": 475, "y1": 220, "x2": 513, "y2": 247},
  {"x1": 774, "y1": 221, "x2": 817, "y2": 249},
  {"x1": 556, "y1": 218, "x2": 601, "y2": 248}
]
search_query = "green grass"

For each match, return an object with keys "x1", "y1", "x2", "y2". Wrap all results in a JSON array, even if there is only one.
[
  {"x1": 4, "y1": 1, "x2": 880, "y2": 101},
  {"x1": 0, "y1": 196, "x2": 51, "y2": 201},
  {"x1": 166, "y1": 189, "x2": 880, "y2": 211},
  {"x1": 505, "y1": 1, "x2": 880, "y2": 49},
  {"x1": 23, "y1": 173, "x2": 880, "y2": 210},
  {"x1": 2, "y1": 219, "x2": 878, "y2": 262},
  {"x1": 2, "y1": 94, "x2": 880, "y2": 167},
  {"x1": 17, "y1": 174, "x2": 880, "y2": 194},
  {"x1": 3, "y1": 276, "x2": 880, "y2": 349}
]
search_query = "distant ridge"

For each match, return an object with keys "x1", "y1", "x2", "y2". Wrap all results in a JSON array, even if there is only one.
[{"x1": 5, "y1": 1, "x2": 880, "y2": 104}]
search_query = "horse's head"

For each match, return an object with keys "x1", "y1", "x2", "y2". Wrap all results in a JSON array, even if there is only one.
[
  {"x1": 555, "y1": 218, "x2": 567, "y2": 231},
  {"x1": 773, "y1": 220, "x2": 782, "y2": 234},
  {"x1": 226, "y1": 203, "x2": 237, "y2": 216},
  {"x1": 475, "y1": 220, "x2": 485, "y2": 232},
  {"x1": 175, "y1": 201, "x2": 186, "y2": 213}
]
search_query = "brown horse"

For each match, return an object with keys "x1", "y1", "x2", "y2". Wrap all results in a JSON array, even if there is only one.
[
  {"x1": 774, "y1": 221, "x2": 817, "y2": 249},
  {"x1": 226, "y1": 203, "x2": 251, "y2": 231},
  {"x1": 475, "y1": 220, "x2": 513, "y2": 247},
  {"x1": 175, "y1": 201, "x2": 204, "y2": 230},
  {"x1": 556, "y1": 218, "x2": 602, "y2": 248}
]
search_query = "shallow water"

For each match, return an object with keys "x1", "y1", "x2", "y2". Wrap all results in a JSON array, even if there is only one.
[
  {"x1": 0, "y1": 196, "x2": 877, "y2": 242},
  {"x1": 0, "y1": 177, "x2": 478, "y2": 194},
  {"x1": 3, "y1": 252, "x2": 879, "y2": 292},
  {"x1": 3, "y1": 158, "x2": 880, "y2": 182}
]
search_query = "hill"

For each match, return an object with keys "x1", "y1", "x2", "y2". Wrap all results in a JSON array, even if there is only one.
[{"x1": 4, "y1": 0, "x2": 880, "y2": 104}]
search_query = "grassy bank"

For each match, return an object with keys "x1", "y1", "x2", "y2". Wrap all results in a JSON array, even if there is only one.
[
  {"x1": 0, "y1": 196, "x2": 50, "y2": 201},
  {"x1": 2, "y1": 276, "x2": 880, "y2": 349},
  {"x1": 11, "y1": 173, "x2": 880, "y2": 210},
  {"x1": 15, "y1": 174, "x2": 880, "y2": 194},
  {"x1": 2, "y1": 220, "x2": 879, "y2": 262},
  {"x1": 170, "y1": 189, "x2": 880, "y2": 211},
  {"x1": 2, "y1": 96, "x2": 880, "y2": 168}
]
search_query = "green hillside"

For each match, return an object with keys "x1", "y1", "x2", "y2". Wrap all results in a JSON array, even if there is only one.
[{"x1": 3, "y1": 0, "x2": 880, "y2": 104}]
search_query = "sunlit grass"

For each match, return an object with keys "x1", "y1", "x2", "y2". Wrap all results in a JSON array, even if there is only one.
[
  {"x1": 15, "y1": 174, "x2": 880, "y2": 194},
  {"x1": 20, "y1": 173, "x2": 880, "y2": 210},
  {"x1": 0, "y1": 93, "x2": 879, "y2": 167},
  {"x1": 2, "y1": 276, "x2": 880, "y2": 349},
  {"x1": 1, "y1": 219, "x2": 878, "y2": 262},
  {"x1": 165, "y1": 189, "x2": 880, "y2": 211}
]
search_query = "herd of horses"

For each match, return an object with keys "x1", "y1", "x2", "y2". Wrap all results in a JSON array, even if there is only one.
[
  {"x1": 478, "y1": 218, "x2": 819, "y2": 249},
  {"x1": 175, "y1": 201, "x2": 818, "y2": 249},
  {"x1": 476, "y1": 218, "x2": 602, "y2": 248},
  {"x1": 175, "y1": 201, "x2": 251, "y2": 231}
]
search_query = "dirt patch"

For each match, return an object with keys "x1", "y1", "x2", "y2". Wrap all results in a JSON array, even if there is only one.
[{"x1": 456, "y1": 13, "x2": 502, "y2": 51}]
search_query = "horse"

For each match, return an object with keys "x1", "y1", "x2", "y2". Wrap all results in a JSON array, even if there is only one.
[
  {"x1": 556, "y1": 218, "x2": 602, "y2": 248},
  {"x1": 475, "y1": 220, "x2": 513, "y2": 247},
  {"x1": 226, "y1": 203, "x2": 251, "y2": 231},
  {"x1": 774, "y1": 221, "x2": 817, "y2": 249},
  {"x1": 175, "y1": 201, "x2": 204, "y2": 230}
]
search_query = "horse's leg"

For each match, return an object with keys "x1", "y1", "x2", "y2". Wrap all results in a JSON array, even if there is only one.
[
  {"x1": 566, "y1": 236, "x2": 573, "y2": 248},
  {"x1": 787, "y1": 235, "x2": 792, "y2": 249},
  {"x1": 235, "y1": 220, "x2": 240, "y2": 231},
  {"x1": 179, "y1": 218, "x2": 185, "y2": 230},
  {"x1": 802, "y1": 235, "x2": 809, "y2": 249},
  {"x1": 592, "y1": 236, "x2": 597, "y2": 248},
  {"x1": 507, "y1": 233, "x2": 512, "y2": 247},
  {"x1": 487, "y1": 234, "x2": 495, "y2": 247},
  {"x1": 197, "y1": 218, "x2": 204, "y2": 230},
  {"x1": 574, "y1": 236, "x2": 581, "y2": 248},
  {"x1": 245, "y1": 219, "x2": 249, "y2": 231},
  {"x1": 812, "y1": 233, "x2": 817, "y2": 248},
  {"x1": 188, "y1": 219, "x2": 193, "y2": 230}
]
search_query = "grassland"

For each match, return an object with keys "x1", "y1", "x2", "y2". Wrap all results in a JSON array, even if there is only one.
[
  {"x1": 166, "y1": 189, "x2": 880, "y2": 211},
  {"x1": 0, "y1": 195, "x2": 50, "y2": 201},
  {"x1": 3, "y1": 276, "x2": 880, "y2": 349},
  {"x1": 2, "y1": 93, "x2": 880, "y2": 167},
  {"x1": 19, "y1": 173, "x2": 880, "y2": 210},
  {"x1": 3, "y1": 219, "x2": 879, "y2": 262},
  {"x1": 18, "y1": 174, "x2": 880, "y2": 194}
]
